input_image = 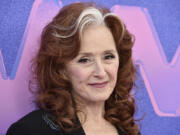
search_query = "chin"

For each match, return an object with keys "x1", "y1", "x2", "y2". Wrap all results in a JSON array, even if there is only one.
[{"x1": 87, "y1": 94, "x2": 111, "y2": 103}]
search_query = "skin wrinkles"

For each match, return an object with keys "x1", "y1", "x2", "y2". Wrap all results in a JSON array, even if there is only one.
[{"x1": 66, "y1": 25, "x2": 119, "y2": 106}]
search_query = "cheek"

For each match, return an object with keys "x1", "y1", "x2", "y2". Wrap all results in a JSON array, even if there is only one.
[
  {"x1": 109, "y1": 63, "x2": 119, "y2": 78},
  {"x1": 68, "y1": 66, "x2": 90, "y2": 84},
  {"x1": 107, "y1": 63, "x2": 119, "y2": 91}
]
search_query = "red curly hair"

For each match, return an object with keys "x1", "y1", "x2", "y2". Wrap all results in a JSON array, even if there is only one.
[{"x1": 31, "y1": 2, "x2": 139, "y2": 135}]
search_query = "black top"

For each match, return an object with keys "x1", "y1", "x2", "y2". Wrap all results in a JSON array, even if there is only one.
[{"x1": 6, "y1": 110, "x2": 127, "y2": 135}]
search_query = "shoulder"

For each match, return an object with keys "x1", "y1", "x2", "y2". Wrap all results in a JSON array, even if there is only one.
[
  {"x1": 13, "y1": 109, "x2": 43, "y2": 124},
  {"x1": 6, "y1": 109, "x2": 63, "y2": 135}
]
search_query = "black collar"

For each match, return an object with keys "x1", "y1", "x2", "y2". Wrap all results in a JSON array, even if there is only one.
[{"x1": 42, "y1": 111, "x2": 126, "y2": 135}]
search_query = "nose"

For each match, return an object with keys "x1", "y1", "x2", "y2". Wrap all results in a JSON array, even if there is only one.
[{"x1": 93, "y1": 60, "x2": 106, "y2": 79}]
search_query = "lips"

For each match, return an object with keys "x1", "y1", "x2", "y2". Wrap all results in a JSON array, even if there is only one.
[{"x1": 88, "y1": 81, "x2": 108, "y2": 88}]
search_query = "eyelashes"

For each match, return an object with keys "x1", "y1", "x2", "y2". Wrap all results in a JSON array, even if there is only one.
[
  {"x1": 104, "y1": 54, "x2": 115, "y2": 60},
  {"x1": 78, "y1": 57, "x2": 90, "y2": 63},
  {"x1": 78, "y1": 54, "x2": 116, "y2": 64}
]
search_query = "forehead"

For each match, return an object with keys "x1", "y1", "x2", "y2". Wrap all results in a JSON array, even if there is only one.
[{"x1": 80, "y1": 25, "x2": 116, "y2": 53}]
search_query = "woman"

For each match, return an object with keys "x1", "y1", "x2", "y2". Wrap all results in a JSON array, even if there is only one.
[{"x1": 6, "y1": 2, "x2": 140, "y2": 135}]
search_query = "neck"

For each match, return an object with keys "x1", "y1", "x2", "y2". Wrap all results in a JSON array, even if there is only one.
[{"x1": 76, "y1": 100, "x2": 106, "y2": 124}]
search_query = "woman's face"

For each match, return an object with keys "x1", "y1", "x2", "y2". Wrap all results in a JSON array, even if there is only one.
[{"x1": 65, "y1": 25, "x2": 119, "y2": 104}]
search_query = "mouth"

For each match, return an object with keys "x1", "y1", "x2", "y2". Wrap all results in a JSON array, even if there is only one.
[{"x1": 88, "y1": 81, "x2": 108, "y2": 88}]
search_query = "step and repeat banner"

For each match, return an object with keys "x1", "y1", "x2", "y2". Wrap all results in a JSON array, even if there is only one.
[{"x1": 0, "y1": 0, "x2": 180, "y2": 134}]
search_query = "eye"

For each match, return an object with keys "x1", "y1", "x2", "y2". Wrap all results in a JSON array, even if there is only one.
[
  {"x1": 104, "y1": 54, "x2": 115, "y2": 60},
  {"x1": 78, "y1": 57, "x2": 90, "y2": 63}
]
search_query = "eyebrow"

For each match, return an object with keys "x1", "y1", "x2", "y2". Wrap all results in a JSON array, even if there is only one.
[
  {"x1": 79, "y1": 50, "x2": 117, "y2": 56},
  {"x1": 103, "y1": 50, "x2": 117, "y2": 54}
]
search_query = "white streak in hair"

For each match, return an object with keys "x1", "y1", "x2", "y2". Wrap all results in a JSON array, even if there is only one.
[
  {"x1": 52, "y1": 22, "x2": 78, "y2": 38},
  {"x1": 77, "y1": 8, "x2": 104, "y2": 38},
  {"x1": 52, "y1": 7, "x2": 125, "y2": 41},
  {"x1": 52, "y1": 23, "x2": 76, "y2": 31}
]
